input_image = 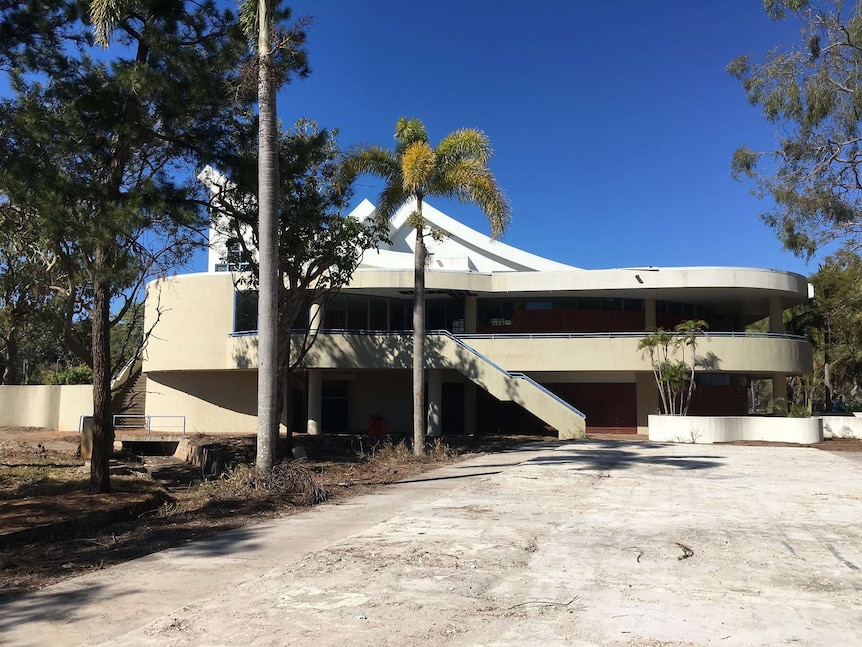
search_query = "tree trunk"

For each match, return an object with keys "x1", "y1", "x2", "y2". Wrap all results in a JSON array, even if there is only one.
[
  {"x1": 256, "y1": 0, "x2": 279, "y2": 472},
  {"x1": 90, "y1": 269, "x2": 113, "y2": 493},
  {"x1": 2, "y1": 322, "x2": 21, "y2": 384},
  {"x1": 412, "y1": 204, "x2": 427, "y2": 456}
]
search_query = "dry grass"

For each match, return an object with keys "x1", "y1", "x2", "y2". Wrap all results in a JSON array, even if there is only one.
[{"x1": 197, "y1": 461, "x2": 329, "y2": 506}]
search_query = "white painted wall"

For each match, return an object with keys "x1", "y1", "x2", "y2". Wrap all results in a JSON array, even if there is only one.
[
  {"x1": 820, "y1": 415, "x2": 862, "y2": 439},
  {"x1": 648, "y1": 414, "x2": 822, "y2": 445}
]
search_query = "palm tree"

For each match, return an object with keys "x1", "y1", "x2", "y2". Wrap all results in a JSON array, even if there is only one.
[
  {"x1": 342, "y1": 117, "x2": 510, "y2": 454},
  {"x1": 240, "y1": 0, "x2": 280, "y2": 471}
]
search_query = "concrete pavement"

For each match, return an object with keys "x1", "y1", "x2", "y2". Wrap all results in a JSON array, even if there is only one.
[{"x1": 2, "y1": 440, "x2": 861, "y2": 646}]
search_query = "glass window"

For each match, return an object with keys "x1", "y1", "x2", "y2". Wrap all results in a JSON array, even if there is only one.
[
  {"x1": 234, "y1": 290, "x2": 258, "y2": 333},
  {"x1": 369, "y1": 297, "x2": 389, "y2": 330}
]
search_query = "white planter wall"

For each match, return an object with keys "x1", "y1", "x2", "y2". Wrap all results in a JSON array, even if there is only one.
[
  {"x1": 648, "y1": 414, "x2": 822, "y2": 445},
  {"x1": 820, "y1": 415, "x2": 862, "y2": 439}
]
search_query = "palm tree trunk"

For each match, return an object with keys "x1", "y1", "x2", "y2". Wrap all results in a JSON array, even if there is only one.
[
  {"x1": 412, "y1": 202, "x2": 427, "y2": 456},
  {"x1": 256, "y1": 0, "x2": 279, "y2": 472}
]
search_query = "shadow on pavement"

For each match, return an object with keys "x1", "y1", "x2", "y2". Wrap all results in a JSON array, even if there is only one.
[{"x1": 525, "y1": 442, "x2": 724, "y2": 472}]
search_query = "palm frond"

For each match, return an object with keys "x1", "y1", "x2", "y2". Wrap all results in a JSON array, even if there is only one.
[
  {"x1": 438, "y1": 159, "x2": 511, "y2": 239},
  {"x1": 394, "y1": 117, "x2": 429, "y2": 156},
  {"x1": 401, "y1": 141, "x2": 436, "y2": 195},
  {"x1": 377, "y1": 183, "x2": 410, "y2": 224},
  {"x1": 341, "y1": 144, "x2": 399, "y2": 183},
  {"x1": 239, "y1": 0, "x2": 259, "y2": 45},
  {"x1": 436, "y1": 128, "x2": 491, "y2": 168},
  {"x1": 90, "y1": 0, "x2": 127, "y2": 47}
]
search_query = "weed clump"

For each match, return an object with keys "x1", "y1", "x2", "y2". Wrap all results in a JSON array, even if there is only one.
[{"x1": 199, "y1": 461, "x2": 328, "y2": 506}]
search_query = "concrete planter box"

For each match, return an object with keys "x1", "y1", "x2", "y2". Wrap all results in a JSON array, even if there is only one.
[
  {"x1": 648, "y1": 414, "x2": 823, "y2": 444},
  {"x1": 820, "y1": 415, "x2": 862, "y2": 439}
]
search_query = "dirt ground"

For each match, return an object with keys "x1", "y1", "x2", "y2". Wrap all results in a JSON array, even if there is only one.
[
  {"x1": 4, "y1": 437, "x2": 861, "y2": 647},
  {"x1": 2, "y1": 427, "x2": 860, "y2": 608},
  {"x1": 0, "y1": 427, "x2": 556, "y2": 602}
]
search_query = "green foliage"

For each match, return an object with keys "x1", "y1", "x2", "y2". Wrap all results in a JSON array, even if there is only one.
[
  {"x1": 638, "y1": 320, "x2": 708, "y2": 415},
  {"x1": 729, "y1": 0, "x2": 862, "y2": 258},
  {"x1": 787, "y1": 254, "x2": 862, "y2": 410},
  {"x1": 43, "y1": 363, "x2": 93, "y2": 385},
  {"x1": 211, "y1": 120, "x2": 385, "y2": 403},
  {"x1": 0, "y1": 1, "x2": 261, "y2": 492}
]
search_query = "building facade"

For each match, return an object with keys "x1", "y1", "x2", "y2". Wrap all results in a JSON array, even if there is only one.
[{"x1": 142, "y1": 200, "x2": 813, "y2": 438}]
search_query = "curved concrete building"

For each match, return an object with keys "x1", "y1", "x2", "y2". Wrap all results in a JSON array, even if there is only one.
[{"x1": 143, "y1": 199, "x2": 813, "y2": 439}]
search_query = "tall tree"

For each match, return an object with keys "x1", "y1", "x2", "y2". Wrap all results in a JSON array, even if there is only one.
[
  {"x1": 0, "y1": 202, "x2": 60, "y2": 384},
  {"x1": 342, "y1": 117, "x2": 510, "y2": 454},
  {"x1": 209, "y1": 120, "x2": 384, "y2": 446},
  {"x1": 239, "y1": 1, "x2": 308, "y2": 471},
  {"x1": 0, "y1": 0, "x2": 253, "y2": 493},
  {"x1": 729, "y1": 0, "x2": 862, "y2": 259}
]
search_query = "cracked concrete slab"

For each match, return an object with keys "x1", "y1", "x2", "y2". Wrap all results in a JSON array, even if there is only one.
[{"x1": 2, "y1": 441, "x2": 861, "y2": 646}]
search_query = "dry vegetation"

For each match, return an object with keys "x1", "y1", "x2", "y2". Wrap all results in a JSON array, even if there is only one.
[{"x1": 0, "y1": 431, "x2": 534, "y2": 603}]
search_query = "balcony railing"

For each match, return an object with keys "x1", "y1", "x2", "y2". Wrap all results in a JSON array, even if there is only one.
[{"x1": 230, "y1": 328, "x2": 808, "y2": 342}]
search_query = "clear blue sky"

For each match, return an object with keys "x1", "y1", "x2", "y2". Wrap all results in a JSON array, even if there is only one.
[{"x1": 268, "y1": 0, "x2": 814, "y2": 275}]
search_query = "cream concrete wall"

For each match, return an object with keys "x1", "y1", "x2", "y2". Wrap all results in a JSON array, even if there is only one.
[
  {"x1": 463, "y1": 335, "x2": 812, "y2": 375},
  {"x1": 146, "y1": 370, "x2": 262, "y2": 434},
  {"x1": 648, "y1": 414, "x2": 822, "y2": 444},
  {"x1": 303, "y1": 333, "x2": 812, "y2": 377},
  {"x1": 0, "y1": 385, "x2": 92, "y2": 431},
  {"x1": 144, "y1": 273, "x2": 236, "y2": 372},
  {"x1": 820, "y1": 415, "x2": 862, "y2": 439}
]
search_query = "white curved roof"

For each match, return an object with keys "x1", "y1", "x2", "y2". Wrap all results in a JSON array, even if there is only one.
[{"x1": 352, "y1": 198, "x2": 577, "y2": 273}]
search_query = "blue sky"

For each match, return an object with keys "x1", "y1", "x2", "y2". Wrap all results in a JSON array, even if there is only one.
[{"x1": 268, "y1": 0, "x2": 813, "y2": 275}]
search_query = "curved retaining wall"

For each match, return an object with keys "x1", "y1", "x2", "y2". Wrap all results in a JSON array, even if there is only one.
[{"x1": 648, "y1": 414, "x2": 823, "y2": 444}]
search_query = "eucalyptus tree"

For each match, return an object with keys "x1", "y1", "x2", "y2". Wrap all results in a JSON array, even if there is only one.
[
  {"x1": 729, "y1": 0, "x2": 862, "y2": 259},
  {"x1": 0, "y1": 0, "x2": 254, "y2": 493},
  {"x1": 342, "y1": 118, "x2": 511, "y2": 454}
]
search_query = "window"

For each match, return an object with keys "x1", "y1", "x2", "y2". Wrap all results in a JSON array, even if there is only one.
[{"x1": 234, "y1": 290, "x2": 258, "y2": 333}]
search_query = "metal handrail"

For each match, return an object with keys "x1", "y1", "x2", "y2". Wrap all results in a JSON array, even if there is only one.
[
  {"x1": 429, "y1": 329, "x2": 587, "y2": 420},
  {"x1": 112, "y1": 414, "x2": 186, "y2": 435},
  {"x1": 230, "y1": 328, "x2": 808, "y2": 342}
]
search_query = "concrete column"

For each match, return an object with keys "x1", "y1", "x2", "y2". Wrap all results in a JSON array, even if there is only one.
[
  {"x1": 772, "y1": 372, "x2": 787, "y2": 416},
  {"x1": 636, "y1": 372, "x2": 659, "y2": 435},
  {"x1": 307, "y1": 369, "x2": 322, "y2": 435},
  {"x1": 769, "y1": 296, "x2": 784, "y2": 334},
  {"x1": 463, "y1": 380, "x2": 477, "y2": 435},
  {"x1": 427, "y1": 370, "x2": 442, "y2": 438},
  {"x1": 464, "y1": 296, "x2": 477, "y2": 334},
  {"x1": 645, "y1": 298, "x2": 656, "y2": 330},
  {"x1": 309, "y1": 297, "x2": 325, "y2": 332}
]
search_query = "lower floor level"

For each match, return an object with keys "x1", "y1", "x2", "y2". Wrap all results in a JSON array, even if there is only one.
[{"x1": 143, "y1": 369, "x2": 776, "y2": 437}]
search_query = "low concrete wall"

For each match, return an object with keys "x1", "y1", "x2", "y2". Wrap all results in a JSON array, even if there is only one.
[
  {"x1": 820, "y1": 415, "x2": 862, "y2": 439},
  {"x1": 0, "y1": 385, "x2": 92, "y2": 431},
  {"x1": 648, "y1": 414, "x2": 822, "y2": 445}
]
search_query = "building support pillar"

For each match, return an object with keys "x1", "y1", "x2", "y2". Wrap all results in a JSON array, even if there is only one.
[
  {"x1": 769, "y1": 296, "x2": 784, "y2": 334},
  {"x1": 463, "y1": 380, "x2": 477, "y2": 435},
  {"x1": 636, "y1": 372, "x2": 659, "y2": 435},
  {"x1": 464, "y1": 296, "x2": 477, "y2": 334},
  {"x1": 305, "y1": 296, "x2": 325, "y2": 435},
  {"x1": 772, "y1": 372, "x2": 787, "y2": 416},
  {"x1": 645, "y1": 298, "x2": 656, "y2": 330},
  {"x1": 427, "y1": 369, "x2": 442, "y2": 438},
  {"x1": 307, "y1": 370, "x2": 322, "y2": 435}
]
